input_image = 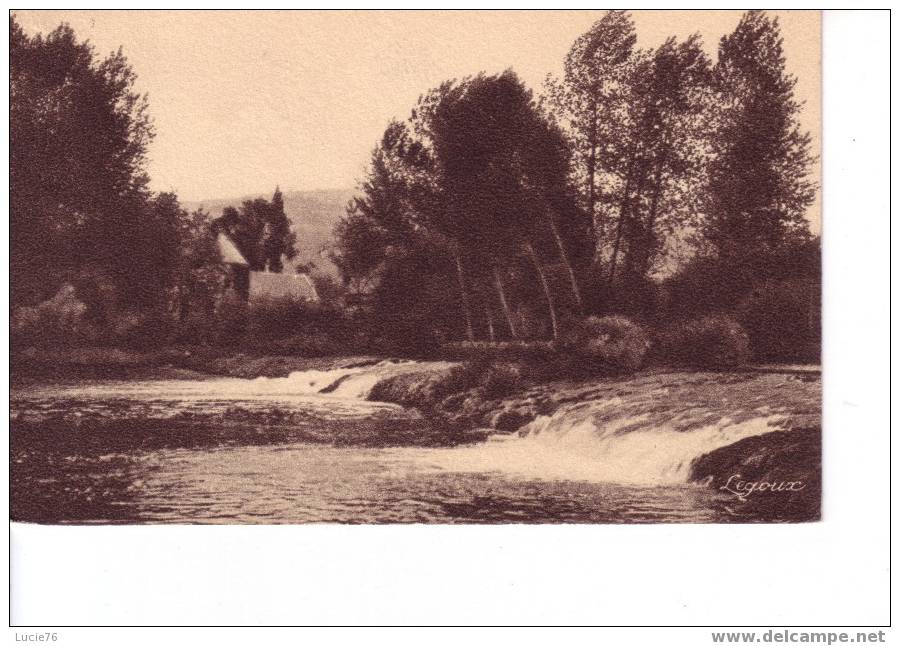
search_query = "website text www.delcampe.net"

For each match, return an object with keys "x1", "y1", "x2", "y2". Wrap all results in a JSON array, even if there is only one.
[{"x1": 711, "y1": 631, "x2": 886, "y2": 644}]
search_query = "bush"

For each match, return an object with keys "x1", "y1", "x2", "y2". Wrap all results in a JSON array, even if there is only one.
[
  {"x1": 661, "y1": 237, "x2": 821, "y2": 323},
  {"x1": 247, "y1": 296, "x2": 313, "y2": 341},
  {"x1": 214, "y1": 292, "x2": 249, "y2": 346},
  {"x1": 247, "y1": 296, "x2": 352, "y2": 340},
  {"x1": 736, "y1": 278, "x2": 820, "y2": 363},
  {"x1": 510, "y1": 306, "x2": 549, "y2": 341},
  {"x1": 558, "y1": 315, "x2": 650, "y2": 374},
  {"x1": 661, "y1": 255, "x2": 741, "y2": 320},
  {"x1": 309, "y1": 272, "x2": 348, "y2": 307},
  {"x1": 11, "y1": 284, "x2": 96, "y2": 348},
  {"x1": 261, "y1": 332, "x2": 343, "y2": 357},
  {"x1": 70, "y1": 268, "x2": 122, "y2": 330},
  {"x1": 479, "y1": 362, "x2": 524, "y2": 399},
  {"x1": 656, "y1": 314, "x2": 751, "y2": 368},
  {"x1": 606, "y1": 275, "x2": 663, "y2": 320},
  {"x1": 110, "y1": 307, "x2": 177, "y2": 350},
  {"x1": 175, "y1": 309, "x2": 219, "y2": 345},
  {"x1": 239, "y1": 296, "x2": 364, "y2": 356}
]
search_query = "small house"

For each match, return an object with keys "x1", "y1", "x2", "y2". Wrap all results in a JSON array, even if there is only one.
[{"x1": 216, "y1": 232, "x2": 319, "y2": 304}]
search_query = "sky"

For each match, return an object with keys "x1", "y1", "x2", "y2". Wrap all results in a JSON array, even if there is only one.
[{"x1": 14, "y1": 9, "x2": 821, "y2": 222}]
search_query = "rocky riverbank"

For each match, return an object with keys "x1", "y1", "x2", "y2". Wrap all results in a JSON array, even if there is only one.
[
  {"x1": 690, "y1": 426, "x2": 820, "y2": 521},
  {"x1": 369, "y1": 364, "x2": 820, "y2": 432}
]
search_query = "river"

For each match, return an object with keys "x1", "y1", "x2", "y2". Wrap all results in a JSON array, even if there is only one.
[{"x1": 10, "y1": 360, "x2": 809, "y2": 524}]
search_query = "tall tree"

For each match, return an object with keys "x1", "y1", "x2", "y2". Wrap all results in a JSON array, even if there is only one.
[
  {"x1": 611, "y1": 35, "x2": 713, "y2": 286},
  {"x1": 10, "y1": 16, "x2": 156, "y2": 305},
  {"x1": 336, "y1": 72, "x2": 589, "y2": 343},
  {"x1": 544, "y1": 10, "x2": 637, "y2": 259},
  {"x1": 547, "y1": 15, "x2": 716, "y2": 319},
  {"x1": 334, "y1": 121, "x2": 467, "y2": 347},
  {"x1": 171, "y1": 207, "x2": 228, "y2": 323},
  {"x1": 215, "y1": 189, "x2": 297, "y2": 272},
  {"x1": 701, "y1": 11, "x2": 817, "y2": 281},
  {"x1": 414, "y1": 71, "x2": 589, "y2": 339},
  {"x1": 333, "y1": 120, "x2": 429, "y2": 288},
  {"x1": 263, "y1": 187, "x2": 297, "y2": 272}
]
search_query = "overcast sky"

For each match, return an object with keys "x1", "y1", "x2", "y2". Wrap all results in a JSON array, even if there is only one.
[{"x1": 15, "y1": 9, "x2": 820, "y2": 225}]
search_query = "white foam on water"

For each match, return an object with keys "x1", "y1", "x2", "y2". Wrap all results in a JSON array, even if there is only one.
[
  {"x1": 281, "y1": 360, "x2": 456, "y2": 399},
  {"x1": 410, "y1": 401, "x2": 788, "y2": 486},
  {"x1": 13, "y1": 359, "x2": 454, "y2": 406},
  {"x1": 17, "y1": 359, "x2": 793, "y2": 488}
]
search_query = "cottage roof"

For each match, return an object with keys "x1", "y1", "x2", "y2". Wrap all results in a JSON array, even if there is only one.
[{"x1": 217, "y1": 232, "x2": 249, "y2": 266}]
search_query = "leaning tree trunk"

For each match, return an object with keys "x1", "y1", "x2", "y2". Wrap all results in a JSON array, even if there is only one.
[
  {"x1": 484, "y1": 302, "x2": 496, "y2": 343},
  {"x1": 607, "y1": 145, "x2": 642, "y2": 286},
  {"x1": 524, "y1": 241, "x2": 559, "y2": 341},
  {"x1": 587, "y1": 101, "x2": 598, "y2": 238},
  {"x1": 637, "y1": 152, "x2": 668, "y2": 279},
  {"x1": 608, "y1": 167, "x2": 651, "y2": 286},
  {"x1": 588, "y1": 100, "x2": 606, "y2": 264},
  {"x1": 548, "y1": 215, "x2": 584, "y2": 314},
  {"x1": 492, "y1": 265, "x2": 519, "y2": 340},
  {"x1": 617, "y1": 166, "x2": 652, "y2": 283},
  {"x1": 452, "y1": 249, "x2": 475, "y2": 342}
]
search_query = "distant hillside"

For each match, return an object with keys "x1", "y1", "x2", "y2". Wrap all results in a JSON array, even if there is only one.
[{"x1": 184, "y1": 188, "x2": 354, "y2": 277}]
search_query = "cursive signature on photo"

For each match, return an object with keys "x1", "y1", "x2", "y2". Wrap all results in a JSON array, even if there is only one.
[{"x1": 719, "y1": 475, "x2": 806, "y2": 501}]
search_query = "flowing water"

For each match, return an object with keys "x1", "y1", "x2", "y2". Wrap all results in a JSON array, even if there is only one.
[{"x1": 10, "y1": 360, "x2": 801, "y2": 524}]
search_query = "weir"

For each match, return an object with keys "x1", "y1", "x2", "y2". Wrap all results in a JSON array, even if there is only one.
[
  {"x1": 415, "y1": 401, "x2": 788, "y2": 486},
  {"x1": 10, "y1": 360, "x2": 816, "y2": 523},
  {"x1": 264, "y1": 362, "x2": 793, "y2": 487},
  {"x1": 250, "y1": 360, "x2": 456, "y2": 399}
]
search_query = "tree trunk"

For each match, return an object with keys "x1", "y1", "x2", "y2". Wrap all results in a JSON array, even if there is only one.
[
  {"x1": 587, "y1": 101, "x2": 598, "y2": 237},
  {"x1": 453, "y1": 250, "x2": 475, "y2": 342},
  {"x1": 638, "y1": 155, "x2": 667, "y2": 278},
  {"x1": 525, "y1": 241, "x2": 559, "y2": 341},
  {"x1": 620, "y1": 163, "x2": 653, "y2": 280},
  {"x1": 607, "y1": 141, "x2": 644, "y2": 286},
  {"x1": 492, "y1": 265, "x2": 519, "y2": 340},
  {"x1": 177, "y1": 283, "x2": 190, "y2": 322},
  {"x1": 548, "y1": 215, "x2": 584, "y2": 314},
  {"x1": 589, "y1": 102, "x2": 606, "y2": 267},
  {"x1": 485, "y1": 303, "x2": 495, "y2": 343},
  {"x1": 607, "y1": 180, "x2": 631, "y2": 287},
  {"x1": 608, "y1": 151, "x2": 652, "y2": 286}
]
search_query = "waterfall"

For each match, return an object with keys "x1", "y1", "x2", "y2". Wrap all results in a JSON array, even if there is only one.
[
  {"x1": 141, "y1": 360, "x2": 794, "y2": 487},
  {"x1": 236, "y1": 365, "x2": 790, "y2": 485},
  {"x1": 416, "y1": 396, "x2": 789, "y2": 486},
  {"x1": 244, "y1": 360, "x2": 455, "y2": 400}
]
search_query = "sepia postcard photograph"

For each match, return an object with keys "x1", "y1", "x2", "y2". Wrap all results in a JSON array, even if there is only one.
[
  {"x1": 9, "y1": 9, "x2": 823, "y2": 526},
  {"x1": 6, "y1": 5, "x2": 892, "y2": 634}
]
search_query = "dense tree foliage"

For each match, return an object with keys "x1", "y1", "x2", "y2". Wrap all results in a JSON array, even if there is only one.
[
  {"x1": 545, "y1": 13, "x2": 714, "y2": 315},
  {"x1": 10, "y1": 15, "x2": 302, "y2": 348},
  {"x1": 334, "y1": 71, "x2": 590, "y2": 347},
  {"x1": 700, "y1": 11, "x2": 817, "y2": 297},
  {"x1": 214, "y1": 188, "x2": 297, "y2": 272},
  {"x1": 11, "y1": 11, "x2": 819, "y2": 361},
  {"x1": 335, "y1": 10, "x2": 818, "y2": 354},
  {"x1": 10, "y1": 16, "x2": 161, "y2": 306},
  {"x1": 543, "y1": 10, "x2": 637, "y2": 256}
]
